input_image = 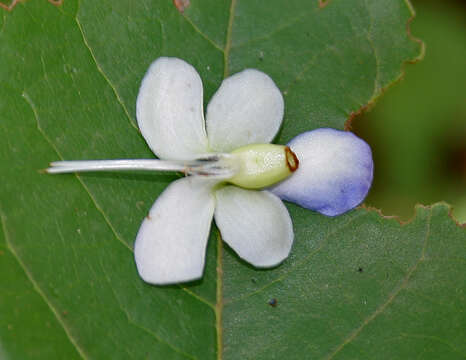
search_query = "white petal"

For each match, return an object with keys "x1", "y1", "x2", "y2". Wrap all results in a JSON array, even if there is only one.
[
  {"x1": 270, "y1": 128, "x2": 374, "y2": 216},
  {"x1": 136, "y1": 57, "x2": 209, "y2": 160},
  {"x1": 206, "y1": 69, "x2": 284, "y2": 152},
  {"x1": 134, "y1": 177, "x2": 216, "y2": 285},
  {"x1": 214, "y1": 186, "x2": 293, "y2": 267}
]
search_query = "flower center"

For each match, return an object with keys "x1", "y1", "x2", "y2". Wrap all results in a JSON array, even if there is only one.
[{"x1": 227, "y1": 144, "x2": 299, "y2": 189}]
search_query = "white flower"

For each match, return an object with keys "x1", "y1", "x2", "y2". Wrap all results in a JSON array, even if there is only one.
[
  {"x1": 47, "y1": 57, "x2": 373, "y2": 286},
  {"x1": 134, "y1": 57, "x2": 295, "y2": 285}
]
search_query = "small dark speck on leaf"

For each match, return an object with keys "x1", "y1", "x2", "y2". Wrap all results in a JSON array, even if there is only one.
[
  {"x1": 173, "y1": 0, "x2": 190, "y2": 13},
  {"x1": 251, "y1": 278, "x2": 257, "y2": 284},
  {"x1": 63, "y1": 310, "x2": 68, "y2": 316},
  {"x1": 0, "y1": 250, "x2": 4, "y2": 256},
  {"x1": 268, "y1": 298, "x2": 278, "y2": 307},
  {"x1": 358, "y1": 267, "x2": 363, "y2": 273}
]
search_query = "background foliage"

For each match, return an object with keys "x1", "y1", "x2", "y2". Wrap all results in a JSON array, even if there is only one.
[{"x1": 354, "y1": 0, "x2": 466, "y2": 223}]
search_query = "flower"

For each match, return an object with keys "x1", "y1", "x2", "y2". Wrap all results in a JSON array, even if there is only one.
[
  {"x1": 134, "y1": 57, "x2": 296, "y2": 284},
  {"x1": 133, "y1": 57, "x2": 373, "y2": 285},
  {"x1": 47, "y1": 57, "x2": 373, "y2": 285}
]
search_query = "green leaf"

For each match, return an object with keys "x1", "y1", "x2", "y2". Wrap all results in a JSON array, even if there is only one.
[
  {"x1": 223, "y1": 203, "x2": 466, "y2": 359},
  {"x1": 1, "y1": 1, "x2": 462, "y2": 359}
]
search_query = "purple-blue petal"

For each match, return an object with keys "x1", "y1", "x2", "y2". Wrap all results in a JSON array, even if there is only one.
[{"x1": 270, "y1": 128, "x2": 373, "y2": 216}]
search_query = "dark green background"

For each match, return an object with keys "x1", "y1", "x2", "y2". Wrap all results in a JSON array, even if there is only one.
[{"x1": 354, "y1": 0, "x2": 466, "y2": 223}]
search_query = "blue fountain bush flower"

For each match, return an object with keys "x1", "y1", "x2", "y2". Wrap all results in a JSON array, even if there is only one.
[{"x1": 47, "y1": 57, "x2": 373, "y2": 285}]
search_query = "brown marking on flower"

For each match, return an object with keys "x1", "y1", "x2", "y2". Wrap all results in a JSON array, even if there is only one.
[{"x1": 285, "y1": 146, "x2": 299, "y2": 172}]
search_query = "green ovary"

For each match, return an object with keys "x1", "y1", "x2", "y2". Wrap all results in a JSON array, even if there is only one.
[{"x1": 228, "y1": 144, "x2": 298, "y2": 189}]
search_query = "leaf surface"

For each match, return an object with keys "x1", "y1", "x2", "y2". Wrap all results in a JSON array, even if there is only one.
[{"x1": 1, "y1": 1, "x2": 462, "y2": 359}]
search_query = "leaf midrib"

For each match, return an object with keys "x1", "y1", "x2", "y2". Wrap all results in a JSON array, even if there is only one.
[
  {"x1": 3, "y1": 1, "x2": 238, "y2": 358},
  {"x1": 215, "y1": 1, "x2": 237, "y2": 359},
  {"x1": 13, "y1": 1, "x2": 242, "y2": 358}
]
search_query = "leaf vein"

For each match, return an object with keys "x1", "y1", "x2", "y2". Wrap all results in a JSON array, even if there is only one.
[
  {"x1": 74, "y1": 1, "x2": 138, "y2": 131},
  {"x1": 0, "y1": 209, "x2": 89, "y2": 360},
  {"x1": 217, "y1": 2, "x2": 238, "y2": 358},
  {"x1": 0, "y1": 11, "x2": 7, "y2": 35},
  {"x1": 364, "y1": 0, "x2": 381, "y2": 99},
  {"x1": 22, "y1": 91, "x2": 214, "y2": 310},
  {"x1": 223, "y1": 0, "x2": 236, "y2": 78},
  {"x1": 226, "y1": 211, "x2": 368, "y2": 304},
  {"x1": 323, "y1": 209, "x2": 433, "y2": 360},
  {"x1": 283, "y1": 45, "x2": 335, "y2": 94},
  {"x1": 180, "y1": 286, "x2": 216, "y2": 309},
  {"x1": 401, "y1": 333, "x2": 466, "y2": 357},
  {"x1": 99, "y1": 258, "x2": 198, "y2": 360},
  {"x1": 232, "y1": 9, "x2": 315, "y2": 50},
  {"x1": 182, "y1": 14, "x2": 224, "y2": 53}
]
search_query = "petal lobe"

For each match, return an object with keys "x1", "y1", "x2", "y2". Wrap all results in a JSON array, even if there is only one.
[
  {"x1": 215, "y1": 186, "x2": 293, "y2": 267},
  {"x1": 271, "y1": 128, "x2": 373, "y2": 216},
  {"x1": 136, "y1": 57, "x2": 209, "y2": 160},
  {"x1": 134, "y1": 177, "x2": 216, "y2": 285},
  {"x1": 206, "y1": 69, "x2": 284, "y2": 152}
]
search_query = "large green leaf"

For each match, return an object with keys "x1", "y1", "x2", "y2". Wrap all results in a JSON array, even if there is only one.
[{"x1": 1, "y1": 0, "x2": 463, "y2": 359}]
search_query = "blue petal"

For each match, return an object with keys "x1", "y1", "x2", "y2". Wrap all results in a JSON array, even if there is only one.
[{"x1": 270, "y1": 128, "x2": 373, "y2": 216}]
